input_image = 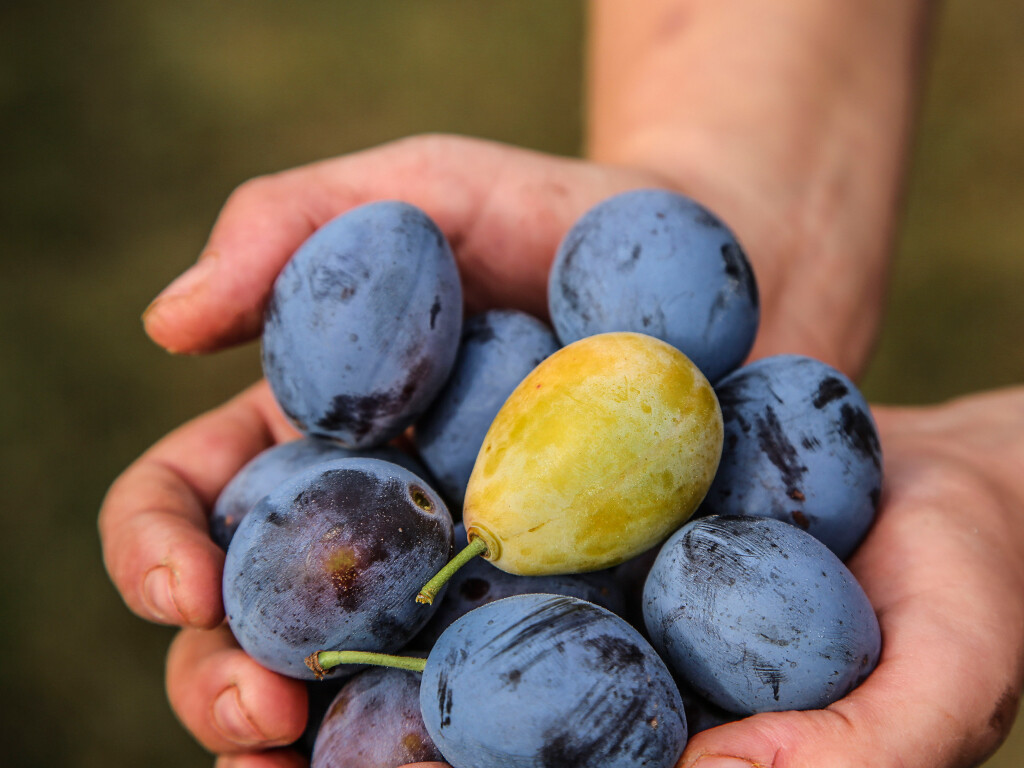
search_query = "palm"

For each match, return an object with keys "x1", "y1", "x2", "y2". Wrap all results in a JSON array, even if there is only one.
[{"x1": 679, "y1": 392, "x2": 1024, "y2": 768}]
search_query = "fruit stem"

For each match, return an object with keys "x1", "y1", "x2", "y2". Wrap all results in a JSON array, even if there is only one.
[
  {"x1": 305, "y1": 650, "x2": 427, "y2": 679},
  {"x1": 416, "y1": 537, "x2": 488, "y2": 605}
]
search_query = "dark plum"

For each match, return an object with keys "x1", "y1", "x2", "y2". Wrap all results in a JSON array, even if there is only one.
[
  {"x1": 411, "y1": 524, "x2": 627, "y2": 649},
  {"x1": 548, "y1": 188, "x2": 758, "y2": 383},
  {"x1": 223, "y1": 458, "x2": 454, "y2": 679},
  {"x1": 414, "y1": 309, "x2": 560, "y2": 508},
  {"x1": 311, "y1": 666, "x2": 444, "y2": 768},
  {"x1": 421, "y1": 594, "x2": 687, "y2": 768},
  {"x1": 643, "y1": 516, "x2": 880, "y2": 715},
  {"x1": 262, "y1": 201, "x2": 462, "y2": 448},
  {"x1": 210, "y1": 437, "x2": 430, "y2": 549},
  {"x1": 701, "y1": 354, "x2": 882, "y2": 558}
]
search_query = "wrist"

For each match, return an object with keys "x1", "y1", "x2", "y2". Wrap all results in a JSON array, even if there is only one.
[{"x1": 586, "y1": 0, "x2": 935, "y2": 378}]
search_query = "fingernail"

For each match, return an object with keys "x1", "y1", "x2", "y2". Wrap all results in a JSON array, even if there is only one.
[
  {"x1": 144, "y1": 251, "x2": 220, "y2": 316},
  {"x1": 692, "y1": 757, "x2": 758, "y2": 768},
  {"x1": 213, "y1": 685, "x2": 268, "y2": 746},
  {"x1": 142, "y1": 566, "x2": 184, "y2": 624}
]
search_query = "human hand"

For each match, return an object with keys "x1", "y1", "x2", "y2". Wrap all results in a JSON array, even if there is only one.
[
  {"x1": 677, "y1": 387, "x2": 1024, "y2": 768},
  {"x1": 103, "y1": 126, "x2": 912, "y2": 763}
]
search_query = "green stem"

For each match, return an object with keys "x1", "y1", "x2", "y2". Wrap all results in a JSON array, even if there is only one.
[
  {"x1": 416, "y1": 537, "x2": 488, "y2": 605},
  {"x1": 305, "y1": 650, "x2": 427, "y2": 679}
]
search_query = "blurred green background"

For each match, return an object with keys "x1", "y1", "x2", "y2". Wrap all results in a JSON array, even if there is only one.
[{"x1": 1, "y1": 1, "x2": 1022, "y2": 766}]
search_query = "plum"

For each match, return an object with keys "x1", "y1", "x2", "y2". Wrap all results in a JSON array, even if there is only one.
[
  {"x1": 309, "y1": 594, "x2": 688, "y2": 768},
  {"x1": 701, "y1": 354, "x2": 882, "y2": 559},
  {"x1": 643, "y1": 515, "x2": 881, "y2": 714},
  {"x1": 311, "y1": 666, "x2": 443, "y2": 768},
  {"x1": 262, "y1": 201, "x2": 462, "y2": 448},
  {"x1": 420, "y1": 594, "x2": 687, "y2": 768},
  {"x1": 548, "y1": 188, "x2": 759, "y2": 383},
  {"x1": 211, "y1": 437, "x2": 430, "y2": 549},
  {"x1": 415, "y1": 309, "x2": 560, "y2": 509},
  {"x1": 223, "y1": 457, "x2": 454, "y2": 679},
  {"x1": 417, "y1": 332, "x2": 722, "y2": 604}
]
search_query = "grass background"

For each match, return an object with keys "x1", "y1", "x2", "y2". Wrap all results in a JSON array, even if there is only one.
[{"x1": 1, "y1": 1, "x2": 1022, "y2": 765}]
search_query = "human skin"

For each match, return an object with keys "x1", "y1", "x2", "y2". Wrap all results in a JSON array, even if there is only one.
[{"x1": 98, "y1": 1, "x2": 1024, "y2": 766}]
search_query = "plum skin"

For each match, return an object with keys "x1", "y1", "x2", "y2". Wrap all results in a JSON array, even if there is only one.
[
  {"x1": 420, "y1": 593, "x2": 688, "y2": 768},
  {"x1": 643, "y1": 515, "x2": 881, "y2": 714},
  {"x1": 223, "y1": 458, "x2": 454, "y2": 680},
  {"x1": 311, "y1": 666, "x2": 444, "y2": 768},
  {"x1": 261, "y1": 200, "x2": 463, "y2": 448},
  {"x1": 701, "y1": 354, "x2": 883, "y2": 559},
  {"x1": 464, "y1": 332, "x2": 723, "y2": 576},
  {"x1": 548, "y1": 188, "x2": 759, "y2": 384}
]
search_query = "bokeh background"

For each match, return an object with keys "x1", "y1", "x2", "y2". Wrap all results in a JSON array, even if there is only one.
[{"x1": 2, "y1": 1, "x2": 1022, "y2": 766}]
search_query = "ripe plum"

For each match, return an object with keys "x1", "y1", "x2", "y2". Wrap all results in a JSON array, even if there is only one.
[
  {"x1": 420, "y1": 594, "x2": 687, "y2": 768},
  {"x1": 643, "y1": 515, "x2": 880, "y2": 714},
  {"x1": 702, "y1": 354, "x2": 882, "y2": 558},
  {"x1": 223, "y1": 458, "x2": 454, "y2": 679},
  {"x1": 311, "y1": 666, "x2": 444, "y2": 768},
  {"x1": 548, "y1": 189, "x2": 758, "y2": 383},
  {"x1": 262, "y1": 201, "x2": 462, "y2": 447}
]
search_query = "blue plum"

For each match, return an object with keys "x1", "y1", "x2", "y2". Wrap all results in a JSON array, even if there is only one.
[
  {"x1": 701, "y1": 354, "x2": 882, "y2": 558},
  {"x1": 411, "y1": 524, "x2": 627, "y2": 649},
  {"x1": 262, "y1": 201, "x2": 463, "y2": 448},
  {"x1": 210, "y1": 437, "x2": 430, "y2": 549},
  {"x1": 548, "y1": 188, "x2": 759, "y2": 383},
  {"x1": 414, "y1": 309, "x2": 560, "y2": 508},
  {"x1": 643, "y1": 516, "x2": 880, "y2": 714},
  {"x1": 223, "y1": 457, "x2": 454, "y2": 679},
  {"x1": 420, "y1": 594, "x2": 687, "y2": 768},
  {"x1": 312, "y1": 666, "x2": 444, "y2": 768}
]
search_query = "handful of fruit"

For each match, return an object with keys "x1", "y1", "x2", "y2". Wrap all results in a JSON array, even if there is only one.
[{"x1": 215, "y1": 190, "x2": 883, "y2": 768}]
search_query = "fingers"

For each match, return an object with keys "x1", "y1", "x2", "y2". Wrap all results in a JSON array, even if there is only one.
[
  {"x1": 169, "y1": 626, "x2": 446, "y2": 766},
  {"x1": 143, "y1": 135, "x2": 647, "y2": 354},
  {"x1": 168, "y1": 625, "x2": 308, "y2": 755},
  {"x1": 677, "y1": 455, "x2": 1024, "y2": 768},
  {"x1": 100, "y1": 381, "x2": 299, "y2": 627}
]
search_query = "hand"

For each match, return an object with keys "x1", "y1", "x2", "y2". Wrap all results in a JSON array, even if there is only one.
[
  {"x1": 677, "y1": 387, "x2": 1024, "y2": 768},
  {"x1": 102, "y1": 127, "x2": 910, "y2": 763},
  {"x1": 102, "y1": 379, "x2": 449, "y2": 767}
]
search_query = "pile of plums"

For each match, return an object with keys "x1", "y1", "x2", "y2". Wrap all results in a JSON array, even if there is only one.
[{"x1": 214, "y1": 190, "x2": 883, "y2": 768}]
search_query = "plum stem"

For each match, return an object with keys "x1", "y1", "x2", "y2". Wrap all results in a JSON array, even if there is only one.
[
  {"x1": 305, "y1": 650, "x2": 427, "y2": 679},
  {"x1": 416, "y1": 537, "x2": 488, "y2": 605}
]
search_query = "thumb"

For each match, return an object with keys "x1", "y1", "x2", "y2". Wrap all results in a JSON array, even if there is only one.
[{"x1": 142, "y1": 134, "x2": 645, "y2": 354}]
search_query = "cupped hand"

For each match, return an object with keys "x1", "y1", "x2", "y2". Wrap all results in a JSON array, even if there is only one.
[
  {"x1": 678, "y1": 387, "x2": 1024, "y2": 768},
  {"x1": 140, "y1": 134, "x2": 879, "y2": 375},
  {"x1": 102, "y1": 132, "x2": 898, "y2": 764}
]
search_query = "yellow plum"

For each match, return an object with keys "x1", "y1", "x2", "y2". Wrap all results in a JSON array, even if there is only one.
[{"x1": 418, "y1": 332, "x2": 722, "y2": 602}]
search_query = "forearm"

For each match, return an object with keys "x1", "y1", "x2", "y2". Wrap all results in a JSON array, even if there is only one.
[{"x1": 586, "y1": 0, "x2": 936, "y2": 378}]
